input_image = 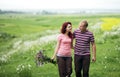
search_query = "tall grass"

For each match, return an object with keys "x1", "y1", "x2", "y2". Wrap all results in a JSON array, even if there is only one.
[{"x1": 0, "y1": 14, "x2": 120, "y2": 77}]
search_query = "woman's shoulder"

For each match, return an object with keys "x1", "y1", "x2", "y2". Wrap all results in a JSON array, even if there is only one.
[
  {"x1": 57, "y1": 33, "x2": 64, "y2": 39},
  {"x1": 58, "y1": 33, "x2": 64, "y2": 37}
]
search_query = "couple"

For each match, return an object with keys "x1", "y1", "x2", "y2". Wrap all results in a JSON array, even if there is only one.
[{"x1": 52, "y1": 20, "x2": 96, "y2": 77}]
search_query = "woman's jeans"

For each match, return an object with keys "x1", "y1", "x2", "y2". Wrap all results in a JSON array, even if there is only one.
[{"x1": 57, "y1": 56, "x2": 72, "y2": 77}]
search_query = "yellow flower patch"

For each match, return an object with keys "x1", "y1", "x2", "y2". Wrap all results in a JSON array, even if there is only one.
[{"x1": 101, "y1": 18, "x2": 120, "y2": 31}]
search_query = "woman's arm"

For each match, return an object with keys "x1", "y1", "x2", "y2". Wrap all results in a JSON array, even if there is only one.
[
  {"x1": 71, "y1": 38, "x2": 75, "y2": 49},
  {"x1": 51, "y1": 40, "x2": 60, "y2": 60}
]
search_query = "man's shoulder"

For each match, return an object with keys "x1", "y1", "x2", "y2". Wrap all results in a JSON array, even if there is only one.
[
  {"x1": 74, "y1": 29, "x2": 79, "y2": 32},
  {"x1": 87, "y1": 30, "x2": 93, "y2": 34}
]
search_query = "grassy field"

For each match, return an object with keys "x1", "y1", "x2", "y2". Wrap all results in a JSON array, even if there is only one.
[{"x1": 0, "y1": 14, "x2": 120, "y2": 77}]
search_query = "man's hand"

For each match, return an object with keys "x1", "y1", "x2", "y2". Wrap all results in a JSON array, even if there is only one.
[{"x1": 92, "y1": 56, "x2": 96, "y2": 62}]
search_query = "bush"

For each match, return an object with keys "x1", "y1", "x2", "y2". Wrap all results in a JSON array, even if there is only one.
[
  {"x1": 16, "y1": 64, "x2": 32, "y2": 77},
  {"x1": 0, "y1": 32, "x2": 16, "y2": 41}
]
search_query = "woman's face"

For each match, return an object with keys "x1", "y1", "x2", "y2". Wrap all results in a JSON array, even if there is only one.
[{"x1": 66, "y1": 24, "x2": 72, "y2": 32}]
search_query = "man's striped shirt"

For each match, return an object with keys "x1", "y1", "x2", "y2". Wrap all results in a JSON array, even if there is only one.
[{"x1": 73, "y1": 29, "x2": 95, "y2": 55}]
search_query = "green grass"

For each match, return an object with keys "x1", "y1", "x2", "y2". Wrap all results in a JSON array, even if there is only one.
[{"x1": 0, "y1": 14, "x2": 120, "y2": 77}]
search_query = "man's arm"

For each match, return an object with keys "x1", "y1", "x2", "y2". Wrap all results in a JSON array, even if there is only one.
[{"x1": 91, "y1": 42, "x2": 96, "y2": 62}]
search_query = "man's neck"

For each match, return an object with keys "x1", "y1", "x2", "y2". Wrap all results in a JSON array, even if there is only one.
[{"x1": 80, "y1": 29, "x2": 87, "y2": 33}]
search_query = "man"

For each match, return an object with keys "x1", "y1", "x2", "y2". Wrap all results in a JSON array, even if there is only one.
[{"x1": 73, "y1": 20, "x2": 96, "y2": 77}]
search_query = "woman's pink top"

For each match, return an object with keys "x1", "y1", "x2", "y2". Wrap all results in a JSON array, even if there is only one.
[{"x1": 57, "y1": 34, "x2": 72, "y2": 57}]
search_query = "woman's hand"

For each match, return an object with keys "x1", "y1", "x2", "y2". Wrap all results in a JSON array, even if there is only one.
[
  {"x1": 72, "y1": 46, "x2": 74, "y2": 49},
  {"x1": 51, "y1": 56, "x2": 55, "y2": 60}
]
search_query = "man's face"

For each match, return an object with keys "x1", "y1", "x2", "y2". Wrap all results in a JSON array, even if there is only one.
[{"x1": 79, "y1": 22, "x2": 86, "y2": 31}]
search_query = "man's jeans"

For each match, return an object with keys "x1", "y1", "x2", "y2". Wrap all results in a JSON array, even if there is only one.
[{"x1": 74, "y1": 55, "x2": 90, "y2": 77}]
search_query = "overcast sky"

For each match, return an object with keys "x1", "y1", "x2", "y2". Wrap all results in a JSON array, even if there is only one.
[{"x1": 0, "y1": 0, "x2": 120, "y2": 10}]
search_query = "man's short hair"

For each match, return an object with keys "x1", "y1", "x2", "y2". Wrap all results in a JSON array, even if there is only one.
[{"x1": 81, "y1": 20, "x2": 88, "y2": 27}]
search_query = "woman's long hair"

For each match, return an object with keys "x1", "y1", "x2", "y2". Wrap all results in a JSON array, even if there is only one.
[{"x1": 61, "y1": 22, "x2": 72, "y2": 39}]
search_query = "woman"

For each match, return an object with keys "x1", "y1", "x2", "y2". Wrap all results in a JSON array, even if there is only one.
[{"x1": 51, "y1": 22, "x2": 73, "y2": 77}]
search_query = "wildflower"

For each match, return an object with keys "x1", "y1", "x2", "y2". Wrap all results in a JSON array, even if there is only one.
[
  {"x1": 116, "y1": 58, "x2": 119, "y2": 60},
  {"x1": 101, "y1": 18, "x2": 120, "y2": 31},
  {"x1": 104, "y1": 56, "x2": 107, "y2": 59},
  {"x1": 22, "y1": 65, "x2": 25, "y2": 69},
  {"x1": 35, "y1": 50, "x2": 56, "y2": 66},
  {"x1": 104, "y1": 66, "x2": 107, "y2": 69},
  {"x1": 0, "y1": 55, "x2": 8, "y2": 64},
  {"x1": 28, "y1": 64, "x2": 31, "y2": 68},
  {"x1": 16, "y1": 63, "x2": 32, "y2": 77}
]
